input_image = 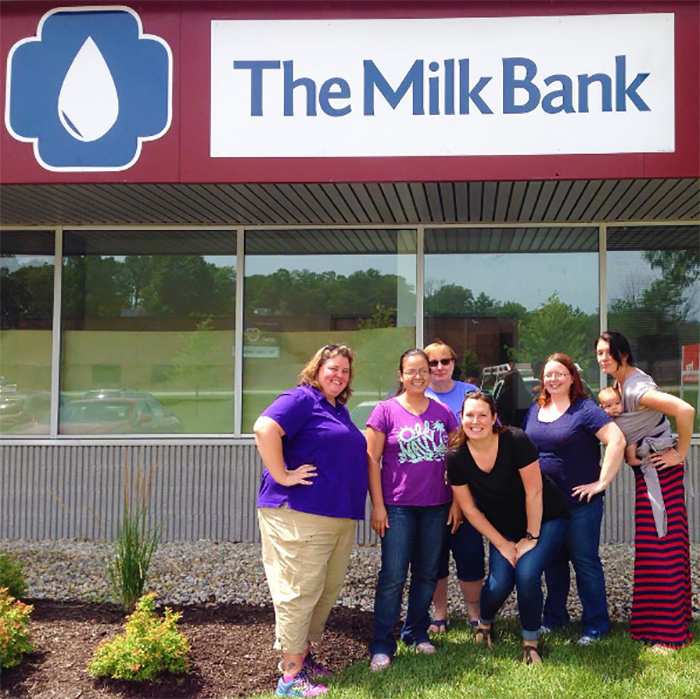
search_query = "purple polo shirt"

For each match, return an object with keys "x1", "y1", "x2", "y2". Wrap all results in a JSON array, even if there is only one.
[
  {"x1": 367, "y1": 397, "x2": 458, "y2": 507},
  {"x1": 523, "y1": 398, "x2": 610, "y2": 506},
  {"x1": 256, "y1": 385, "x2": 368, "y2": 520}
]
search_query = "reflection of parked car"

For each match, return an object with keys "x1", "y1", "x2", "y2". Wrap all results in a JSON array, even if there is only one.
[
  {"x1": 0, "y1": 392, "x2": 50, "y2": 433},
  {"x1": 61, "y1": 394, "x2": 183, "y2": 434}
]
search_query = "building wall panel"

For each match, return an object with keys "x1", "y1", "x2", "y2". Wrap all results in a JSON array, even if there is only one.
[{"x1": 1, "y1": 443, "x2": 698, "y2": 543}]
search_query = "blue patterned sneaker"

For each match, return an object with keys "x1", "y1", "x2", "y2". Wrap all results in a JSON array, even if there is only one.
[{"x1": 276, "y1": 673, "x2": 328, "y2": 697}]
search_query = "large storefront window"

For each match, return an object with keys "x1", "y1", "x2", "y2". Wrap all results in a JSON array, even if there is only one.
[
  {"x1": 608, "y1": 225, "x2": 700, "y2": 431},
  {"x1": 424, "y1": 227, "x2": 599, "y2": 426},
  {"x1": 60, "y1": 230, "x2": 236, "y2": 434},
  {"x1": 0, "y1": 231, "x2": 54, "y2": 435},
  {"x1": 243, "y1": 228, "x2": 416, "y2": 431}
]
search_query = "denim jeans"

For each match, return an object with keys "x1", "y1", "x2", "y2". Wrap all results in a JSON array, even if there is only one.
[
  {"x1": 543, "y1": 496, "x2": 610, "y2": 637},
  {"x1": 481, "y1": 517, "x2": 568, "y2": 640},
  {"x1": 437, "y1": 518, "x2": 485, "y2": 581},
  {"x1": 370, "y1": 503, "x2": 449, "y2": 657}
]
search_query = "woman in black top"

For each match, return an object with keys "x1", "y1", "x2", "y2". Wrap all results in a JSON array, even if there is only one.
[{"x1": 447, "y1": 391, "x2": 569, "y2": 664}]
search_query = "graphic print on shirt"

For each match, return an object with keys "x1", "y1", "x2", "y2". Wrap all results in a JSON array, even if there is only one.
[{"x1": 397, "y1": 420, "x2": 448, "y2": 463}]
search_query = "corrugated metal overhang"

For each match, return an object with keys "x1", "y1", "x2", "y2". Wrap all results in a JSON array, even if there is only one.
[{"x1": 1, "y1": 178, "x2": 698, "y2": 227}]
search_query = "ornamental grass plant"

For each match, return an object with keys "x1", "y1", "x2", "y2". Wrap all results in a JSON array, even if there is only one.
[
  {"x1": 108, "y1": 464, "x2": 160, "y2": 613},
  {"x1": 88, "y1": 592, "x2": 189, "y2": 681}
]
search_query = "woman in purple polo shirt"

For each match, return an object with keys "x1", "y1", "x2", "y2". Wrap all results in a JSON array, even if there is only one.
[
  {"x1": 366, "y1": 348, "x2": 460, "y2": 672},
  {"x1": 523, "y1": 352, "x2": 625, "y2": 646},
  {"x1": 254, "y1": 344, "x2": 368, "y2": 698}
]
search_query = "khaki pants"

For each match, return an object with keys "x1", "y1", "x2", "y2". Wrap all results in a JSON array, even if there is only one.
[{"x1": 258, "y1": 507, "x2": 356, "y2": 654}]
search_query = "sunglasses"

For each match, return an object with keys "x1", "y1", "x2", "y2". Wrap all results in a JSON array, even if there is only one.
[
  {"x1": 428, "y1": 358, "x2": 454, "y2": 367},
  {"x1": 464, "y1": 388, "x2": 494, "y2": 398}
]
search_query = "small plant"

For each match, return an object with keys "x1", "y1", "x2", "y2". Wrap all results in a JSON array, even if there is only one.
[
  {"x1": 0, "y1": 587, "x2": 33, "y2": 670},
  {"x1": 109, "y1": 465, "x2": 160, "y2": 612},
  {"x1": 0, "y1": 554, "x2": 27, "y2": 600},
  {"x1": 88, "y1": 592, "x2": 189, "y2": 681}
]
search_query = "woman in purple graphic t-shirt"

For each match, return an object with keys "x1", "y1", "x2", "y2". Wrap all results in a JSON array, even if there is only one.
[
  {"x1": 254, "y1": 344, "x2": 368, "y2": 698},
  {"x1": 366, "y1": 348, "x2": 459, "y2": 672}
]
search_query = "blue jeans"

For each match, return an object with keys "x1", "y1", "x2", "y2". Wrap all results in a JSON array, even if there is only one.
[
  {"x1": 481, "y1": 518, "x2": 568, "y2": 640},
  {"x1": 437, "y1": 519, "x2": 485, "y2": 581},
  {"x1": 370, "y1": 504, "x2": 448, "y2": 657},
  {"x1": 543, "y1": 496, "x2": 610, "y2": 637}
]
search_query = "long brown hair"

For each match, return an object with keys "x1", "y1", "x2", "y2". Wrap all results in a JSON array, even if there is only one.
[
  {"x1": 537, "y1": 352, "x2": 587, "y2": 407},
  {"x1": 298, "y1": 344, "x2": 354, "y2": 405},
  {"x1": 449, "y1": 390, "x2": 505, "y2": 451}
]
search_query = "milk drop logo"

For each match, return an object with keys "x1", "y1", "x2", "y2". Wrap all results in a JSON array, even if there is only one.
[{"x1": 5, "y1": 6, "x2": 172, "y2": 171}]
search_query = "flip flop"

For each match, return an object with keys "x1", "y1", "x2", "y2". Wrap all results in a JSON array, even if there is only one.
[{"x1": 428, "y1": 618, "x2": 449, "y2": 634}]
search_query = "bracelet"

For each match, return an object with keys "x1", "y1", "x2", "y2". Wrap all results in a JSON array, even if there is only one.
[{"x1": 524, "y1": 531, "x2": 539, "y2": 541}]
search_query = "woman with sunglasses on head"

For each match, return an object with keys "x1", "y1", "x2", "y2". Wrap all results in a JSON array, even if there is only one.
[
  {"x1": 447, "y1": 391, "x2": 570, "y2": 664},
  {"x1": 423, "y1": 339, "x2": 483, "y2": 634},
  {"x1": 366, "y1": 348, "x2": 460, "y2": 672},
  {"x1": 254, "y1": 344, "x2": 368, "y2": 697},
  {"x1": 592, "y1": 331, "x2": 694, "y2": 649},
  {"x1": 523, "y1": 353, "x2": 625, "y2": 646}
]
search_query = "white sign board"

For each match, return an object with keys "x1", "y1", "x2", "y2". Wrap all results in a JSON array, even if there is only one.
[{"x1": 211, "y1": 14, "x2": 674, "y2": 158}]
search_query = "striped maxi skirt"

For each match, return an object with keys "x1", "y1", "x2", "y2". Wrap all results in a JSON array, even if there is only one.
[{"x1": 630, "y1": 463, "x2": 692, "y2": 647}]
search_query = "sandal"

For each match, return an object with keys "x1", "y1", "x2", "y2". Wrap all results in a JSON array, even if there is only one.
[
  {"x1": 522, "y1": 643, "x2": 542, "y2": 665},
  {"x1": 474, "y1": 625, "x2": 493, "y2": 649},
  {"x1": 428, "y1": 618, "x2": 449, "y2": 634}
]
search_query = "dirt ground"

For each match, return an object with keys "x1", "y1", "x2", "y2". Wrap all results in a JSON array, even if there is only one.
[{"x1": 0, "y1": 600, "x2": 373, "y2": 698}]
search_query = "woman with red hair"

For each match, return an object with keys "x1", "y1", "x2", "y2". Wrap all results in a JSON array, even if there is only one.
[{"x1": 523, "y1": 353, "x2": 625, "y2": 646}]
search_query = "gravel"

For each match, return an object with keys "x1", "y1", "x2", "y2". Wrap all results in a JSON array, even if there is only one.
[{"x1": 1, "y1": 540, "x2": 698, "y2": 621}]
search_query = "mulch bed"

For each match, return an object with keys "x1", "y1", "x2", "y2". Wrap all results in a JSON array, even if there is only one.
[{"x1": 1, "y1": 600, "x2": 373, "y2": 698}]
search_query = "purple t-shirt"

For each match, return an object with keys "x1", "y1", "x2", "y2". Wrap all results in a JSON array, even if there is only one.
[
  {"x1": 367, "y1": 397, "x2": 458, "y2": 507},
  {"x1": 256, "y1": 385, "x2": 368, "y2": 520},
  {"x1": 523, "y1": 398, "x2": 610, "y2": 506}
]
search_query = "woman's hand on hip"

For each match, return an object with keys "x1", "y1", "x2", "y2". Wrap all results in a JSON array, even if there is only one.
[
  {"x1": 282, "y1": 463, "x2": 318, "y2": 487},
  {"x1": 650, "y1": 447, "x2": 682, "y2": 470},
  {"x1": 515, "y1": 538, "x2": 537, "y2": 561},
  {"x1": 571, "y1": 480, "x2": 606, "y2": 502},
  {"x1": 371, "y1": 504, "x2": 389, "y2": 537},
  {"x1": 495, "y1": 540, "x2": 517, "y2": 567}
]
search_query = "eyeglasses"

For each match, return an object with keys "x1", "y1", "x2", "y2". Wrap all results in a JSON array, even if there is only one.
[
  {"x1": 428, "y1": 358, "x2": 453, "y2": 367},
  {"x1": 403, "y1": 369, "x2": 430, "y2": 377},
  {"x1": 544, "y1": 372, "x2": 570, "y2": 380}
]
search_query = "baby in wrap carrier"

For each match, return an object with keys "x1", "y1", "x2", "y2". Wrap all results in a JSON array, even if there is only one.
[{"x1": 598, "y1": 386, "x2": 674, "y2": 536}]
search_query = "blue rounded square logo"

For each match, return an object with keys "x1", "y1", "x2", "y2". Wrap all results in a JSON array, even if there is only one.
[{"x1": 5, "y1": 6, "x2": 173, "y2": 171}]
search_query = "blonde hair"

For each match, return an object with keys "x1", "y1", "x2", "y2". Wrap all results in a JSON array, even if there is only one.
[
  {"x1": 423, "y1": 338, "x2": 457, "y2": 361},
  {"x1": 598, "y1": 386, "x2": 621, "y2": 403},
  {"x1": 298, "y1": 344, "x2": 354, "y2": 405}
]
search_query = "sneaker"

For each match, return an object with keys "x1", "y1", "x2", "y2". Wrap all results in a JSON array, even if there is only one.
[
  {"x1": 276, "y1": 674, "x2": 328, "y2": 697},
  {"x1": 369, "y1": 653, "x2": 391, "y2": 672},
  {"x1": 577, "y1": 634, "x2": 601, "y2": 646},
  {"x1": 302, "y1": 652, "x2": 332, "y2": 679},
  {"x1": 415, "y1": 641, "x2": 436, "y2": 655}
]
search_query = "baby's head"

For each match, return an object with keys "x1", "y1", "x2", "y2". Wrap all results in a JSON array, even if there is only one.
[{"x1": 598, "y1": 386, "x2": 622, "y2": 417}]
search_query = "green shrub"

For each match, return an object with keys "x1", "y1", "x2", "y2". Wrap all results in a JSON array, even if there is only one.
[
  {"x1": 88, "y1": 593, "x2": 189, "y2": 682},
  {"x1": 0, "y1": 587, "x2": 33, "y2": 670},
  {"x1": 0, "y1": 554, "x2": 27, "y2": 600}
]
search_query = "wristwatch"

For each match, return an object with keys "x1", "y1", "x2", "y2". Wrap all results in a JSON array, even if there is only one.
[{"x1": 524, "y1": 531, "x2": 540, "y2": 541}]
